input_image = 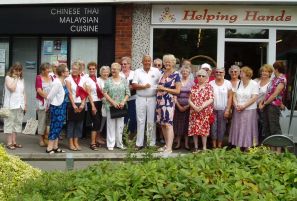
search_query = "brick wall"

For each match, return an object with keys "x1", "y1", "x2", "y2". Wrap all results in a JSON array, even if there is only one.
[{"x1": 115, "y1": 4, "x2": 133, "y2": 62}]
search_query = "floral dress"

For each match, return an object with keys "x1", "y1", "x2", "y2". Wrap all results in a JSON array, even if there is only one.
[
  {"x1": 155, "y1": 71, "x2": 181, "y2": 125},
  {"x1": 188, "y1": 83, "x2": 214, "y2": 137}
]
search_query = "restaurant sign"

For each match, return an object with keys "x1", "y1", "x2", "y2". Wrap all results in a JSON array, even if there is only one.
[{"x1": 152, "y1": 5, "x2": 297, "y2": 26}]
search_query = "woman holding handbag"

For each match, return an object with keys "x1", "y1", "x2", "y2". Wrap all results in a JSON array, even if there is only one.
[
  {"x1": 103, "y1": 62, "x2": 130, "y2": 151},
  {"x1": 3, "y1": 63, "x2": 26, "y2": 150},
  {"x1": 46, "y1": 64, "x2": 69, "y2": 154}
]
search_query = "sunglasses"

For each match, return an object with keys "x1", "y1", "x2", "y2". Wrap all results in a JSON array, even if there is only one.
[
  {"x1": 202, "y1": 68, "x2": 209, "y2": 71},
  {"x1": 231, "y1": 71, "x2": 238, "y2": 73},
  {"x1": 197, "y1": 75, "x2": 206, "y2": 78},
  {"x1": 155, "y1": 64, "x2": 162, "y2": 67}
]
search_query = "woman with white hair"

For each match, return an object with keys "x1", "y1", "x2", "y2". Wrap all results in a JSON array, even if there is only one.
[
  {"x1": 228, "y1": 65, "x2": 241, "y2": 91},
  {"x1": 188, "y1": 69, "x2": 214, "y2": 152},
  {"x1": 156, "y1": 54, "x2": 181, "y2": 154},
  {"x1": 104, "y1": 62, "x2": 130, "y2": 150},
  {"x1": 173, "y1": 65, "x2": 194, "y2": 150}
]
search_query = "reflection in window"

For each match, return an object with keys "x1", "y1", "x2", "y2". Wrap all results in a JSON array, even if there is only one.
[
  {"x1": 276, "y1": 30, "x2": 297, "y2": 108},
  {"x1": 225, "y1": 28, "x2": 268, "y2": 39},
  {"x1": 153, "y1": 28, "x2": 217, "y2": 68}
]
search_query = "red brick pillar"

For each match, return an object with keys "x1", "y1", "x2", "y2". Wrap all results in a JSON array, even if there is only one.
[{"x1": 115, "y1": 4, "x2": 133, "y2": 62}]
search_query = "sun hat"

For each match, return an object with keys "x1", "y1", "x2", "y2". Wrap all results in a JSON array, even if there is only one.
[{"x1": 201, "y1": 63, "x2": 211, "y2": 70}]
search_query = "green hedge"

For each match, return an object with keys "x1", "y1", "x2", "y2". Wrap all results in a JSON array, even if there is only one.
[
  {"x1": 13, "y1": 147, "x2": 297, "y2": 201},
  {"x1": 0, "y1": 146, "x2": 41, "y2": 201}
]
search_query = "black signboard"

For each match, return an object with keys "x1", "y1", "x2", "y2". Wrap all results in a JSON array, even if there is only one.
[{"x1": 0, "y1": 5, "x2": 114, "y2": 35}]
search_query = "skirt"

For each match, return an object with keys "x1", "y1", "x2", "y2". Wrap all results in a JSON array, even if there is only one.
[{"x1": 229, "y1": 109, "x2": 258, "y2": 148}]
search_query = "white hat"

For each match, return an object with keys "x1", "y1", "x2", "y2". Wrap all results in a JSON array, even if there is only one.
[{"x1": 201, "y1": 63, "x2": 211, "y2": 70}]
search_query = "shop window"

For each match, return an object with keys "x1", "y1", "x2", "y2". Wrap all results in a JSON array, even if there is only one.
[
  {"x1": 276, "y1": 30, "x2": 297, "y2": 108},
  {"x1": 0, "y1": 37, "x2": 9, "y2": 106},
  {"x1": 225, "y1": 28, "x2": 268, "y2": 39},
  {"x1": 41, "y1": 38, "x2": 68, "y2": 65},
  {"x1": 70, "y1": 37, "x2": 98, "y2": 71},
  {"x1": 153, "y1": 28, "x2": 217, "y2": 69}
]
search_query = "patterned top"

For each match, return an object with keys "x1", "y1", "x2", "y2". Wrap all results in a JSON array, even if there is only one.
[
  {"x1": 155, "y1": 71, "x2": 181, "y2": 125},
  {"x1": 188, "y1": 83, "x2": 214, "y2": 136},
  {"x1": 264, "y1": 74, "x2": 287, "y2": 107},
  {"x1": 103, "y1": 77, "x2": 130, "y2": 111}
]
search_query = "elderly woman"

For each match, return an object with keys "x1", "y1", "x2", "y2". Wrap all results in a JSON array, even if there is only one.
[
  {"x1": 46, "y1": 64, "x2": 69, "y2": 154},
  {"x1": 35, "y1": 63, "x2": 52, "y2": 147},
  {"x1": 173, "y1": 65, "x2": 194, "y2": 150},
  {"x1": 104, "y1": 62, "x2": 130, "y2": 151},
  {"x1": 228, "y1": 65, "x2": 241, "y2": 91},
  {"x1": 255, "y1": 64, "x2": 273, "y2": 142},
  {"x1": 229, "y1": 66, "x2": 259, "y2": 149},
  {"x1": 209, "y1": 67, "x2": 232, "y2": 148},
  {"x1": 97, "y1": 66, "x2": 110, "y2": 145},
  {"x1": 156, "y1": 54, "x2": 181, "y2": 154},
  {"x1": 3, "y1": 63, "x2": 26, "y2": 150},
  {"x1": 259, "y1": 61, "x2": 287, "y2": 153},
  {"x1": 84, "y1": 62, "x2": 104, "y2": 151},
  {"x1": 120, "y1": 56, "x2": 137, "y2": 135},
  {"x1": 66, "y1": 62, "x2": 87, "y2": 151},
  {"x1": 188, "y1": 69, "x2": 214, "y2": 152}
]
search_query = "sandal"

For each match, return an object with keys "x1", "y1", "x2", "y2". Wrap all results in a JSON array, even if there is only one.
[
  {"x1": 46, "y1": 149, "x2": 55, "y2": 154},
  {"x1": 53, "y1": 148, "x2": 66, "y2": 153},
  {"x1": 13, "y1": 144, "x2": 22, "y2": 148},
  {"x1": 90, "y1": 144, "x2": 98, "y2": 151},
  {"x1": 6, "y1": 144, "x2": 16, "y2": 150},
  {"x1": 69, "y1": 147, "x2": 78, "y2": 151}
]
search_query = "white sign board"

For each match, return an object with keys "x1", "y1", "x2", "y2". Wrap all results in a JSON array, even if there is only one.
[{"x1": 152, "y1": 5, "x2": 297, "y2": 26}]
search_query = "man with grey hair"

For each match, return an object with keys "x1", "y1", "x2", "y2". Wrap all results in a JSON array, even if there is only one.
[{"x1": 132, "y1": 55, "x2": 162, "y2": 149}]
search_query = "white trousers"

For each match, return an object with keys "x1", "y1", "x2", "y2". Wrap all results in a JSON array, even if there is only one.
[
  {"x1": 136, "y1": 96, "x2": 156, "y2": 146},
  {"x1": 106, "y1": 112, "x2": 124, "y2": 148}
]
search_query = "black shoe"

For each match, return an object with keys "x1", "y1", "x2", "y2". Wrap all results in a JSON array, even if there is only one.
[{"x1": 46, "y1": 149, "x2": 55, "y2": 154}]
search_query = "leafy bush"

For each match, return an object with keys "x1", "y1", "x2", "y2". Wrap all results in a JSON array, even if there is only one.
[
  {"x1": 0, "y1": 145, "x2": 41, "y2": 201},
  {"x1": 15, "y1": 147, "x2": 297, "y2": 201}
]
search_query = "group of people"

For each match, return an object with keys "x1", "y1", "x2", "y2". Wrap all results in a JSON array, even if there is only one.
[{"x1": 2, "y1": 54, "x2": 287, "y2": 154}]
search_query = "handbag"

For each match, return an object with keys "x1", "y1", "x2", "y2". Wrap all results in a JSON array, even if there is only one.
[
  {"x1": 0, "y1": 86, "x2": 11, "y2": 118},
  {"x1": 110, "y1": 105, "x2": 128, "y2": 119},
  {"x1": 22, "y1": 118, "x2": 38, "y2": 135},
  {"x1": 0, "y1": 107, "x2": 10, "y2": 118}
]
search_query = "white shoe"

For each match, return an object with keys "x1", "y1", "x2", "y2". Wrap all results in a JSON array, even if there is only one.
[
  {"x1": 117, "y1": 146, "x2": 127, "y2": 150},
  {"x1": 107, "y1": 147, "x2": 114, "y2": 151}
]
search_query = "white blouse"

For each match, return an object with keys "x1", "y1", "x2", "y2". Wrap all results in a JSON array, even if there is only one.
[
  {"x1": 210, "y1": 79, "x2": 232, "y2": 110},
  {"x1": 3, "y1": 76, "x2": 25, "y2": 110},
  {"x1": 234, "y1": 80, "x2": 259, "y2": 110},
  {"x1": 85, "y1": 76, "x2": 104, "y2": 102},
  {"x1": 66, "y1": 75, "x2": 86, "y2": 103}
]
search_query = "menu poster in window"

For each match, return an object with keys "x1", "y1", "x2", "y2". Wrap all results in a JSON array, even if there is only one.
[
  {"x1": 0, "y1": 49, "x2": 5, "y2": 62},
  {"x1": 43, "y1": 40, "x2": 53, "y2": 55},
  {"x1": 58, "y1": 54, "x2": 67, "y2": 64},
  {"x1": 0, "y1": 62, "x2": 5, "y2": 77}
]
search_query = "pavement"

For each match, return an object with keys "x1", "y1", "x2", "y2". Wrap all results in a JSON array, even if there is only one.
[{"x1": 0, "y1": 131, "x2": 190, "y2": 170}]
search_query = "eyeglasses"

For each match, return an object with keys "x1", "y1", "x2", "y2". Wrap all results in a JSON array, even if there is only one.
[
  {"x1": 216, "y1": 71, "x2": 224, "y2": 74},
  {"x1": 155, "y1": 64, "x2": 162, "y2": 67},
  {"x1": 197, "y1": 75, "x2": 206, "y2": 78},
  {"x1": 231, "y1": 71, "x2": 238, "y2": 73},
  {"x1": 202, "y1": 68, "x2": 209, "y2": 71},
  {"x1": 89, "y1": 68, "x2": 96, "y2": 71},
  {"x1": 122, "y1": 63, "x2": 128, "y2": 66}
]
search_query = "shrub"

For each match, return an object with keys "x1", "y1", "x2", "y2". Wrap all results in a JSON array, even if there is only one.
[
  {"x1": 0, "y1": 145, "x2": 41, "y2": 201},
  {"x1": 15, "y1": 147, "x2": 297, "y2": 201}
]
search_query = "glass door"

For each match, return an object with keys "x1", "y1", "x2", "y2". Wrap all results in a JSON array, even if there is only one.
[
  {"x1": 12, "y1": 37, "x2": 38, "y2": 121},
  {"x1": 225, "y1": 42, "x2": 267, "y2": 78},
  {"x1": 0, "y1": 38, "x2": 9, "y2": 107}
]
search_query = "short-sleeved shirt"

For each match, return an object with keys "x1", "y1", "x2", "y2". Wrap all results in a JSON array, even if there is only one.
[
  {"x1": 103, "y1": 77, "x2": 130, "y2": 111},
  {"x1": 132, "y1": 67, "x2": 162, "y2": 97},
  {"x1": 264, "y1": 75, "x2": 287, "y2": 107},
  {"x1": 210, "y1": 79, "x2": 232, "y2": 110},
  {"x1": 235, "y1": 80, "x2": 259, "y2": 110}
]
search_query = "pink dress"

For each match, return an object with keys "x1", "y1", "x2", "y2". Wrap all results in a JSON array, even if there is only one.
[{"x1": 188, "y1": 83, "x2": 214, "y2": 137}]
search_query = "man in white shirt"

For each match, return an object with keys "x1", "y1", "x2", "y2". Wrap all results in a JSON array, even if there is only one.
[{"x1": 132, "y1": 55, "x2": 162, "y2": 149}]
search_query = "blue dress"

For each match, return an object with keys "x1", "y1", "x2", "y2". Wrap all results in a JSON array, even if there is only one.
[
  {"x1": 48, "y1": 86, "x2": 68, "y2": 140},
  {"x1": 155, "y1": 72, "x2": 181, "y2": 125}
]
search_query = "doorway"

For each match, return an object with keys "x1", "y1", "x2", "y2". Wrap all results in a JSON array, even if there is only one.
[{"x1": 225, "y1": 42, "x2": 267, "y2": 79}]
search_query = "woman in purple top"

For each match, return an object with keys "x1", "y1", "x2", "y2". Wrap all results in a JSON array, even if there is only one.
[
  {"x1": 259, "y1": 61, "x2": 287, "y2": 153},
  {"x1": 173, "y1": 66, "x2": 194, "y2": 150}
]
